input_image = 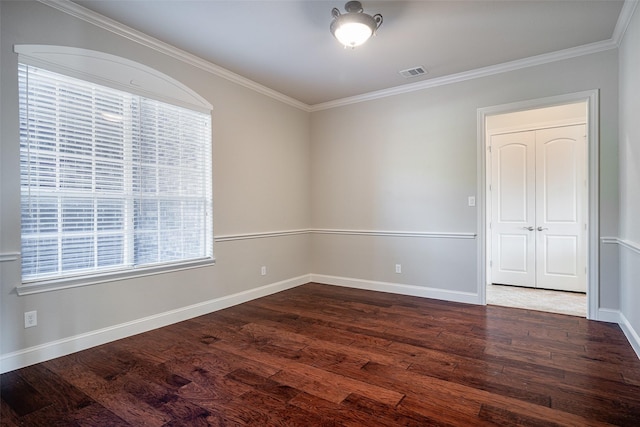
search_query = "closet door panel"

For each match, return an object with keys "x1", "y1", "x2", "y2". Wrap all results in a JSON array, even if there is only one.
[
  {"x1": 490, "y1": 131, "x2": 536, "y2": 287},
  {"x1": 535, "y1": 125, "x2": 587, "y2": 292}
]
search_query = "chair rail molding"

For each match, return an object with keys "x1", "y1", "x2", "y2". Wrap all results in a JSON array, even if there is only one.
[{"x1": 0, "y1": 252, "x2": 19, "y2": 263}]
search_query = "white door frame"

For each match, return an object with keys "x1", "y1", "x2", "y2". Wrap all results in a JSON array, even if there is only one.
[{"x1": 477, "y1": 90, "x2": 599, "y2": 319}]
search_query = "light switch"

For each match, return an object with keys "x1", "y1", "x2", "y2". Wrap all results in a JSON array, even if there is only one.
[{"x1": 468, "y1": 196, "x2": 476, "y2": 207}]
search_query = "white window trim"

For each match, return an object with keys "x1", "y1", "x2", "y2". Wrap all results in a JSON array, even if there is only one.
[
  {"x1": 14, "y1": 45, "x2": 212, "y2": 113},
  {"x1": 15, "y1": 45, "x2": 215, "y2": 296},
  {"x1": 16, "y1": 259, "x2": 214, "y2": 296}
]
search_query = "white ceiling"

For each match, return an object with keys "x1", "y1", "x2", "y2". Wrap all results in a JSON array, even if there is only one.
[{"x1": 71, "y1": 0, "x2": 625, "y2": 106}]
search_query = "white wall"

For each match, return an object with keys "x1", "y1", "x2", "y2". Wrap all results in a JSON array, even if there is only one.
[
  {"x1": 0, "y1": 1, "x2": 311, "y2": 370},
  {"x1": 310, "y1": 50, "x2": 619, "y2": 307},
  {"x1": 619, "y1": 3, "x2": 640, "y2": 350}
]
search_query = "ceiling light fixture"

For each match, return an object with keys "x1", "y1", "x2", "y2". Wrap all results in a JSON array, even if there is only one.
[{"x1": 330, "y1": 1, "x2": 383, "y2": 48}]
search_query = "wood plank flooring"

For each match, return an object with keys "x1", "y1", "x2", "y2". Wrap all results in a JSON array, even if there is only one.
[{"x1": 2, "y1": 283, "x2": 640, "y2": 426}]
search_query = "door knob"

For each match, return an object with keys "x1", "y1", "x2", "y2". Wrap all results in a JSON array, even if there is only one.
[
  {"x1": 522, "y1": 226, "x2": 535, "y2": 231},
  {"x1": 537, "y1": 227, "x2": 548, "y2": 231}
]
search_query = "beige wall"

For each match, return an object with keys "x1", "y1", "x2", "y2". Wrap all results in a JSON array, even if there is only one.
[
  {"x1": 619, "y1": 4, "x2": 640, "y2": 340},
  {"x1": 0, "y1": 1, "x2": 310, "y2": 360}
]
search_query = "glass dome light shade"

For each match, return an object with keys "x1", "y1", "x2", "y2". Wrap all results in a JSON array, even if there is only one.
[
  {"x1": 333, "y1": 21, "x2": 373, "y2": 47},
  {"x1": 330, "y1": 3, "x2": 382, "y2": 48}
]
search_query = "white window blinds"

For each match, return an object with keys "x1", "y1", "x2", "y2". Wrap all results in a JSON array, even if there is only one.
[{"x1": 19, "y1": 63, "x2": 213, "y2": 284}]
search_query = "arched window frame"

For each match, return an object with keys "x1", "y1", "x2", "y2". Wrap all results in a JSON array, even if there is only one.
[{"x1": 16, "y1": 45, "x2": 214, "y2": 295}]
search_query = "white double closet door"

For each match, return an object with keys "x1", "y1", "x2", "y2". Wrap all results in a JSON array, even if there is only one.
[{"x1": 490, "y1": 124, "x2": 587, "y2": 292}]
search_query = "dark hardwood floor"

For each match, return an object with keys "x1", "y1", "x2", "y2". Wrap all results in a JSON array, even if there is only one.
[{"x1": 2, "y1": 283, "x2": 640, "y2": 426}]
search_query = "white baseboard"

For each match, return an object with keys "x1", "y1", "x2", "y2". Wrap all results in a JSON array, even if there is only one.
[
  {"x1": 4, "y1": 273, "x2": 638, "y2": 373},
  {"x1": 619, "y1": 312, "x2": 640, "y2": 360},
  {"x1": 596, "y1": 307, "x2": 622, "y2": 324},
  {"x1": 0, "y1": 274, "x2": 311, "y2": 374},
  {"x1": 310, "y1": 274, "x2": 481, "y2": 305},
  {"x1": 311, "y1": 275, "x2": 640, "y2": 360},
  {"x1": 594, "y1": 308, "x2": 640, "y2": 360}
]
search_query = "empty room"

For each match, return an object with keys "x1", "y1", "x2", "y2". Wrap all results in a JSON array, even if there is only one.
[{"x1": 1, "y1": 0, "x2": 640, "y2": 425}]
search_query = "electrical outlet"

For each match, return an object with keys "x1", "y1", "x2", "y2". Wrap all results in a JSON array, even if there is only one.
[
  {"x1": 395, "y1": 264, "x2": 402, "y2": 274},
  {"x1": 24, "y1": 310, "x2": 37, "y2": 328},
  {"x1": 261, "y1": 266, "x2": 267, "y2": 276}
]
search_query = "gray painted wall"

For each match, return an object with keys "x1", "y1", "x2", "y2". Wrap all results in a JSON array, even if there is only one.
[
  {"x1": 1, "y1": 0, "x2": 637, "y2": 368},
  {"x1": 619, "y1": 5, "x2": 640, "y2": 341},
  {"x1": 310, "y1": 51, "x2": 620, "y2": 307},
  {"x1": 0, "y1": 1, "x2": 310, "y2": 358}
]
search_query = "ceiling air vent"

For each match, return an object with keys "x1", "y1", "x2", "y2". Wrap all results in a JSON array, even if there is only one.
[{"x1": 399, "y1": 66, "x2": 427, "y2": 78}]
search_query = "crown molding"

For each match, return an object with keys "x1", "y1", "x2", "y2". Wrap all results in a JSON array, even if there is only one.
[
  {"x1": 612, "y1": 0, "x2": 639, "y2": 46},
  {"x1": 39, "y1": 0, "x2": 634, "y2": 113},
  {"x1": 38, "y1": 0, "x2": 311, "y2": 112},
  {"x1": 310, "y1": 38, "x2": 618, "y2": 111},
  {"x1": 312, "y1": 0, "x2": 637, "y2": 111}
]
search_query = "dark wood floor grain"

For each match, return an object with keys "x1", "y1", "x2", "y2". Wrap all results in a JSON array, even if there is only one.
[{"x1": 2, "y1": 283, "x2": 640, "y2": 426}]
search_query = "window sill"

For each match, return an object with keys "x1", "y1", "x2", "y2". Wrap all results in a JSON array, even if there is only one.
[{"x1": 16, "y1": 258, "x2": 216, "y2": 296}]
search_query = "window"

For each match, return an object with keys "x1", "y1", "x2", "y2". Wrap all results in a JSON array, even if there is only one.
[{"x1": 19, "y1": 63, "x2": 213, "y2": 286}]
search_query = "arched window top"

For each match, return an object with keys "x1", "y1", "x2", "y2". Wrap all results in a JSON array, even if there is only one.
[{"x1": 14, "y1": 44, "x2": 212, "y2": 113}]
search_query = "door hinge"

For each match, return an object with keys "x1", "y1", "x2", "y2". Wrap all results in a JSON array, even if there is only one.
[
  {"x1": 489, "y1": 260, "x2": 493, "y2": 267},
  {"x1": 488, "y1": 146, "x2": 492, "y2": 153}
]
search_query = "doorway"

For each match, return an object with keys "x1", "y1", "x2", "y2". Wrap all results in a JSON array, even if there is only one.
[
  {"x1": 477, "y1": 91, "x2": 599, "y2": 319},
  {"x1": 490, "y1": 123, "x2": 587, "y2": 293}
]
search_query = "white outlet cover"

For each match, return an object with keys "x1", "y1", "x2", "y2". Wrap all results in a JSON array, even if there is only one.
[{"x1": 24, "y1": 310, "x2": 37, "y2": 328}]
